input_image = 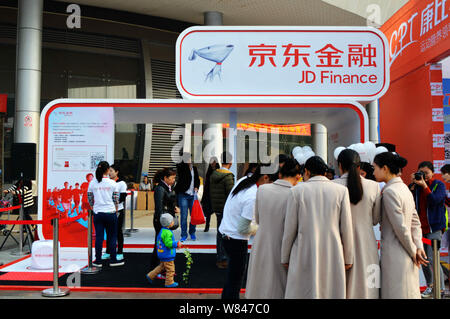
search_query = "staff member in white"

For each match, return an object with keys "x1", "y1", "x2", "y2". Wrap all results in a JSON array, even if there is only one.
[
  {"x1": 219, "y1": 164, "x2": 273, "y2": 300},
  {"x1": 281, "y1": 156, "x2": 354, "y2": 299},
  {"x1": 372, "y1": 152, "x2": 428, "y2": 298},
  {"x1": 333, "y1": 149, "x2": 381, "y2": 299},
  {"x1": 88, "y1": 161, "x2": 124, "y2": 267},
  {"x1": 103, "y1": 164, "x2": 128, "y2": 261}
]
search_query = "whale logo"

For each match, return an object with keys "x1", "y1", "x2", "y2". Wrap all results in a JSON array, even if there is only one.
[{"x1": 188, "y1": 44, "x2": 234, "y2": 81}]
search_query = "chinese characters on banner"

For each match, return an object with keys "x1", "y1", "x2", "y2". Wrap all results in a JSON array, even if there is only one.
[
  {"x1": 382, "y1": 0, "x2": 450, "y2": 82},
  {"x1": 222, "y1": 123, "x2": 311, "y2": 136},
  {"x1": 177, "y1": 27, "x2": 389, "y2": 100}
]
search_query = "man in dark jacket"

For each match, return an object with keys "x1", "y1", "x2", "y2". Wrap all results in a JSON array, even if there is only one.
[
  {"x1": 409, "y1": 161, "x2": 447, "y2": 297},
  {"x1": 174, "y1": 152, "x2": 200, "y2": 242},
  {"x1": 210, "y1": 151, "x2": 234, "y2": 268}
]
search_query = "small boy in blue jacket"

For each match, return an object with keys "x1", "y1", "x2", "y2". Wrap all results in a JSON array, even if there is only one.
[{"x1": 146, "y1": 213, "x2": 182, "y2": 287}]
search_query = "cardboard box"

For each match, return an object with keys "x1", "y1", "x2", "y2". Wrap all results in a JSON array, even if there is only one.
[
  {"x1": 147, "y1": 191, "x2": 155, "y2": 212},
  {"x1": 136, "y1": 191, "x2": 148, "y2": 210}
]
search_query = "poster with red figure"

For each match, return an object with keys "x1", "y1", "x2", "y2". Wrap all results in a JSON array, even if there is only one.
[{"x1": 38, "y1": 106, "x2": 114, "y2": 247}]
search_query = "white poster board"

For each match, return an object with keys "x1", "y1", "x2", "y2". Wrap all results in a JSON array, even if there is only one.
[{"x1": 176, "y1": 26, "x2": 389, "y2": 100}]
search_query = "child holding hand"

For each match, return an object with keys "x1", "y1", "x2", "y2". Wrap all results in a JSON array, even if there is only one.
[{"x1": 146, "y1": 213, "x2": 182, "y2": 288}]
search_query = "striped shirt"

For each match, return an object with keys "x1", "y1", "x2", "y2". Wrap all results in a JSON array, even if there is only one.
[{"x1": 6, "y1": 185, "x2": 34, "y2": 208}]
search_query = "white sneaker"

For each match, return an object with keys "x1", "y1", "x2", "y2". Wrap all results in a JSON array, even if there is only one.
[{"x1": 421, "y1": 287, "x2": 433, "y2": 298}]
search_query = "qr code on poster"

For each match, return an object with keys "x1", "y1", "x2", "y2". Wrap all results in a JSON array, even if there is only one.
[{"x1": 90, "y1": 153, "x2": 105, "y2": 169}]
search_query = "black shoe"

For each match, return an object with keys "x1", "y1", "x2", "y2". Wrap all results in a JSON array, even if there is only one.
[
  {"x1": 92, "y1": 260, "x2": 103, "y2": 267},
  {"x1": 110, "y1": 260, "x2": 125, "y2": 267},
  {"x1": 204, "y1": 225, "x2": 210, "y2": 232}
]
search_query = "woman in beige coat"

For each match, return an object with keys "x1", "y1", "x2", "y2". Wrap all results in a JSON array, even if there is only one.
[
  {"x1": 281, "y1": 156, "x2": 354, "y2": 299},
  {"x1": 373, "y1": 152, "x2": 429, "y2": 299},
  {"x1": 333, "y1": 149, "x2": 381, "y2": 299},
  {"x1": 245, "y1": 159, "x2": 301, "y2": 299}
]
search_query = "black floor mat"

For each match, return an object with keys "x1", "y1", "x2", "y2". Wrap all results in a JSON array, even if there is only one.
[{"x1": 0, "y1": 253, "x2": 248, "y2": 289}]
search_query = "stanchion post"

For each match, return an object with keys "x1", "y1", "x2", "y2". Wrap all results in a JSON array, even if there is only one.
[
  {"x1": 123, "y1": 192, "x2": 130, "y2": 237},
  {"x1": 81, "y1": 210, "x2": 100, "y2": 274},
  {"x1": 126, "y1": 190, "x2": 138, "y2": 233},
  {"x1": 432, "y1": 239, "x2": 441, "y2": 299},
  {"x1": 11, "y1": 203, "x2": 29, "y2": 256},
  {"x1": 42, "y1": 218, "x2": 69, "y2": 297}
]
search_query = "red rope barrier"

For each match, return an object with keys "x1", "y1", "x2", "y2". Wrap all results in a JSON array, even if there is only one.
[
  {"x1": 422, "y1": 238, "x2": 432, "y2": 246},
  {"x1": 0, "y1": 220, "x2": 49, "y2": 225},
  {"x1": 0, "y1": 205, "x2": 21, "y2": 213}
]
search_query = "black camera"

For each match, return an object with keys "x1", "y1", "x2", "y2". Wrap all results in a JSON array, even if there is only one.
[{"x1": 414, "y1": 171, "x2": 426, "y2": 180}]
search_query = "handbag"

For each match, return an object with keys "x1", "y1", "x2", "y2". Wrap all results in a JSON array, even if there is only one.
[{"x1": 190, "y1": 195, "x2": 206, "y2": 225}]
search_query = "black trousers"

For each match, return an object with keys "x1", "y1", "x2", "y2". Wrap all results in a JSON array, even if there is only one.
[
  {"x1": 221, "y1": 236, "x2": 248, "y2": 300},
  {"x1": 106, "y1": 209, "x2": 124, "y2": 255},
  {"x1": 151, "y1": 219, "x2": 162, "y2": 268}
]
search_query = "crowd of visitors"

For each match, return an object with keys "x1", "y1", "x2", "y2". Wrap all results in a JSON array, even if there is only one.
[{"x1": 34, "y1": 145, "x2": 448, "y2": 299}]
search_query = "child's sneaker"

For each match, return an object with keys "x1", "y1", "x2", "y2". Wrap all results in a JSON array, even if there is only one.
[
  {"x1": 180, "y1": 235, "x2": 188, "y2": 242},
  {"x1": 92, "y1": 260, "x2": 103, "y2": 267},
  {"x1": 146, "y1": 274, "x2": 153, "y2": 285},
  {"x1": 116, "y1": 254, "x2": 124, "y2": 261},
  {"x1": 165, "y1": 282, "x2": 179, "y2": 288},
  {"x1": 190, "y1": 233, "x2": 196, "y2": 241},
  {"x1": 156, "y1": 273, "x2": 166, "y2": 280},
  {"x1": 101, "y1": 253, "x2": 110, "y2": 260}
]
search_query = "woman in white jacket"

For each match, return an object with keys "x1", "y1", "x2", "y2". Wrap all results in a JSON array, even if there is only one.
[
  {"x1": 245, "y1": 158, "x2": 301, "y2": 299},
  {"x1": 333, "y1": 149, "x2": 381, "y2": 299},
  {"x1": 373, "y1": 152, "x2": 428, "y2": 298}
]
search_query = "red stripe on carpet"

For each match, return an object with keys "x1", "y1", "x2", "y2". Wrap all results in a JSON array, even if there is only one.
[
  {"x1": 0, "y1": 272, "x2": 65, "y2": 281},
  {"x1": 0, "y1": 285, "x2": 245, "y2": 294},
  {"x1": 0, "y1": 255, "x2": 31, "y2": 270},
  {"x1": 123, "y1": 244, "x2": 252, "y2": 249}
]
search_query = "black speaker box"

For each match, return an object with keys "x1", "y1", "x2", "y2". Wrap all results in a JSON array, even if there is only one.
[{"x1": 12, "y1": 143, "x2": 36, "y2": 180}]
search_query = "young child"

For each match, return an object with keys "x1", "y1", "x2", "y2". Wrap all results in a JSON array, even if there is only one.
[{"x1": 146, "y1": 213, "x2": 182, "y2": 288}]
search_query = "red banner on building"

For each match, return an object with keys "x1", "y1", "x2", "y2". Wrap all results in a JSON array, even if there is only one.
[
  {"x1": 381, "y1": 0, "x2": 450, "y2": 82},
  {"x1": 0, "y1": 94, "x2": 7, "y2": 113},
  {"x1": 222, "y1": 123, "x2": 311, "y2": 136}
]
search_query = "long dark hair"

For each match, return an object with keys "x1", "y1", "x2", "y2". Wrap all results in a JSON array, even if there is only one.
[
  {"x1": 338, "y1": 149, "x2": 363, "y2": 205},
  {"x1": 373, "y1": 152, "x2": 407, "y2": 175},
  {"x1": 232, "y1": 164, "x2": 268, "y2": 197},
  {"x1": 95, "y1": 161, "x2": 110, "y2": 183},
  {"x1": 304, "y1": 156, "x2": 328, "y2": 176},
  {"x1": 110, "y1": 163, "x2": 124, "y2": 182},
  {"x1": 280, "y1": 158, "x2": 301, "y2": 178},
  {"x1": 360, "y1": 162, "x2": 375, "y2": 181}
]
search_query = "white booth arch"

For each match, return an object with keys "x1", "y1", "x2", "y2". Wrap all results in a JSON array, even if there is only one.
[{"x1": 38, "y1": 98, "x2": 368, "y2": 245}]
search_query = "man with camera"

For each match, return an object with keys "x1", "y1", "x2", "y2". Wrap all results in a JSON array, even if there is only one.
[{"x1": 409, "y1": 161, "x2": 447, "y2": 298}]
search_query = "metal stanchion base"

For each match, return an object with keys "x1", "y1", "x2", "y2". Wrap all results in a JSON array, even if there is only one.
[
  {"x1": 42, "y1": 287, "x2": 70, "y2": 297},
  {"x1": 81, "y1": 266, "x2": 100, "y2": 274},
  {"x1": 125, "y1": 228, "x2": 138, "y2": 233},
  {"x1": 10, "y1": 249, "x2": 30, "y2": 256}
]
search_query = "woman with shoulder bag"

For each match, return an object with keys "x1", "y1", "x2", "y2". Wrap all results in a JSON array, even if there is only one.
[{"x1": 150, "y1": 168, "x2": 180, "y2": 269}]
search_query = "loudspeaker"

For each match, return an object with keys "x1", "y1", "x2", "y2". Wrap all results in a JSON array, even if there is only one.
[{"x1": 12, "y1": 143, "x2": 36, "y2": 180}]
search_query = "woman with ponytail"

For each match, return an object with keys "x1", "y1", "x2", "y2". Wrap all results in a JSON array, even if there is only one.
[
  {"x1": 333, "y1": 149, "x2": 381, "y2": 299},
  {"x1": 219, "y1": 163, "x2": 273, "y2": 299},
  {"x1": 87, "y1": 161, "x2": 123, "y2": 267},
  {"x1": 373, "y1": 152, "x2": 428, "y2": 299}
]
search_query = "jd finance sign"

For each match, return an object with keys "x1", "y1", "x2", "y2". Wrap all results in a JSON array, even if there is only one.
[{"x1": 176, "y1": 26, "x2": 390, "y2": 101}]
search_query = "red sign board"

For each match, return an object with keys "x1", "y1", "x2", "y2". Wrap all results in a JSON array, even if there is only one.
[
  {"x1": 381, "y1": 0, "x2": 450, "y2": 82},
  {"x1": 0, "y1": 94, "x2": 7, "y2": 113}
]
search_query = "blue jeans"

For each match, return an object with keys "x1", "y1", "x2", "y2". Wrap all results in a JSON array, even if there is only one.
[
  {"x1": 177, "y1": 193, "x2": 195, "y2": 238},
  {"x1": 93, "y1": 212, "x2": 118, "y2": 262},
  {"x1": 423, "y1": 230, "x2": 445, "y2": 288}
]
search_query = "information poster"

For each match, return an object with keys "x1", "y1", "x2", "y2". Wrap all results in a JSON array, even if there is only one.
[{"x1": 41, "y1": 107, "x2": 114, "y2": 246}]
